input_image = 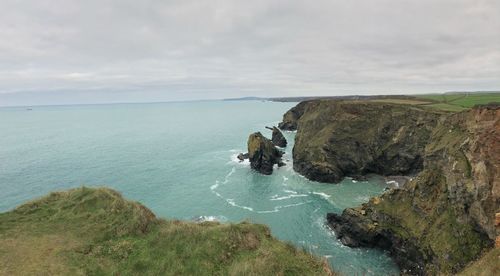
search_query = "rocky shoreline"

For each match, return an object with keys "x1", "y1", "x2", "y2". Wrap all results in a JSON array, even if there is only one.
[{"x1": 278, "y1": 100, "x2": 499, "y2": 274}]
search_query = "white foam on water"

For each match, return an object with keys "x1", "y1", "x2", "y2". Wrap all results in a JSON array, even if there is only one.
[
  {"x1": 226, "y1": 198, "x2": 254, "y2": 211},
  {"x1": 386, "y1": 180, "x2": 399, "y2": 187},
  {"x1": 194, "y1": 215, "x2": 228, "y2": 223},
  {"x1": 283, "y1": 189, "x2": 298, "y2": 194},
  {"x1": 270, "y1": 194, "x2": 309, "y2": 201},
  {"x1": 282, "y1": 176, "x2": 289, "y2": 181},
  {"x1": 256, "y1": 201, "x2": 312, "y2": 214},
  {"x1": 257, "y1": 209, "x2": 279, "y2": 214},
  {"x1": 311, "y1": 191, "x2": 331, "y2": 199},
  {"x1": 211, "y1": 167, "x2": 236, "y2": 193},
  {"x1": 228, "y1": 153, "x2": 250, "y2": 166},
  {"x1": 224, "y1": 167, "x2": 236, "y2": 183},
  {"x1": 210, "y1": 181, "x2": 219, "y2": 190}
]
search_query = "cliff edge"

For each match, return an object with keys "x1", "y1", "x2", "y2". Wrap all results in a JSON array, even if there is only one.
[{"x1": 0, "y1": 187, "x2": 332, "y2": 275}]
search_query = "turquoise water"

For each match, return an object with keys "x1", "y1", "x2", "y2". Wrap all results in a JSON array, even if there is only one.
[{"x1": 0, "y1": 101, "x2": 399, "y2": 275}]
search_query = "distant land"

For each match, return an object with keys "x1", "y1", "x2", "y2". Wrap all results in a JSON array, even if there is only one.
[{"x1": 224, "y1": 91, "x2": 500, "y2": 112}]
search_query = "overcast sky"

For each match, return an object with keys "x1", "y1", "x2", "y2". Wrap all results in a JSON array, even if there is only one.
[{"x1": 0, "y1": 0, "x2": 499, "y2": 106}]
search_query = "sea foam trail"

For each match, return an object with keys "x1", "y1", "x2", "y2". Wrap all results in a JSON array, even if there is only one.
[
  {"x1": 210, "y1": 167, "x2": 236, "y2": 191},
  {"x1": 226, "y1": 198, "x2": 254, "y2": 211},
  {"x1": 270, "y1": 194, "x2": 309, "y2": 201},
  {"x1": 311, "y1": 192, "x2": 331, "y2": 200},
  {"x1": 257, "y1": 201, "x2": 312, "y2": 214}
]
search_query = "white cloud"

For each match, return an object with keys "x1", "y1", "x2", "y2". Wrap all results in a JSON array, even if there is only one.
[{"x1": 0, "y1": 0, "x2": 499, "y2": 105}]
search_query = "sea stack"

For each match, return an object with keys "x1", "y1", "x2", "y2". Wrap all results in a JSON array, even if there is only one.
[
  {"x1": 247, "y1": 132, "x2": 284, "y2": 175},
  {"x1": 266, "y1": 126, "x2": 287, "y2": 147}
]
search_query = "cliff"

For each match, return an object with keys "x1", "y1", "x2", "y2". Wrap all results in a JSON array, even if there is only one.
[
  {"x1": 280, "y1": 100, "x2": 499, "y2": 274},
  {"x1": 289, "y1": 100, "x2": 441, "y2": 183},
  {"x1": 266, "y1": 126, "x2": 287, "y2": 147},
  {"x1": 0, "y1": 187, "x2": 332, "y2": 275}
]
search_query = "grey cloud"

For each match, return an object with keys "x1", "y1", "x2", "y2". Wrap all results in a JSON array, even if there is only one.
[{"x1": 0, "y1": 0, "x2": 499, "y2": 105}]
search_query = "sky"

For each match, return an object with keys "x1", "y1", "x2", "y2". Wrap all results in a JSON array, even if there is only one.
[{"x1": 0, "y1": 0, "x2": 499, "y2": 106}]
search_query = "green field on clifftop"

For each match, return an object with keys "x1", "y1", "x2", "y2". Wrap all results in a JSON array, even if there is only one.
[
  {"x1": 415, "y1": 92, "x2": 500, "y2": 111},
  {"x1": 0, "y1": 187, "x2": 330, "y2": 276}
]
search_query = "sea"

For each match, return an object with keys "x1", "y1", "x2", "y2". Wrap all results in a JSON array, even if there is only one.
[{"x1": 0, "y1": 100, "x2": 399, "y2": 275}]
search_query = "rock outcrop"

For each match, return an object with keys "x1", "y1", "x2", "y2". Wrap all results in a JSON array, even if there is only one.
[
  {"x1": 266, "y1": 126, "x2": 287, "y2": 147},
  {"x1": 248, "y1": 132, "x2": 284, "y2": 175},
  {"x1": 496, "y1": 213, "x2": 500, "y2": 248},
  {"x1": 326, "y1": 104, "x2": 499, "y2": 274},
  {"x1": 289, "y1": 100, "x2": 440, "y2": 183},
  {"x1": 278, "y1": 100, "x2": 313, "y2": 131},
  {"x1": 237, "y1": 152, "x2": 249, "y2": 162}
]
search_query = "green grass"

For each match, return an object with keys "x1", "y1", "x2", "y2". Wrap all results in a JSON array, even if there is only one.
[
  {"x1": 458, "y1": 247, "x2": 500, "y2": 276},
  {"x1": 425, "y1": 103, "x2": 467, "y2": 112},
  {"x1": 450, "y1": 93, "x2": 500, "y2": 107},
  {"x1": 415, "y1": 92, "x2": 500, "y2": 111},
  {"x1": 0, "y1": 187, "x2": 332, "y2": 276}
]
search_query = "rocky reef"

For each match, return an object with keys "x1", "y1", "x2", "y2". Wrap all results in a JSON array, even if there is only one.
[
  {"x1": 266, "y1": 126, "x2": 287, "y2": 147},
  {"x1": 247, "y1": 132, "x2": 285, "y2": 175},
  {"x1": 289, "y1": 100, "x2": 440, "y2": 183}
]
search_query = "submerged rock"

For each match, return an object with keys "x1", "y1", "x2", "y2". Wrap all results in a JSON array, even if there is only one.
[
  {"x1": 266, "y1": 126, "x2": 287, "y2": 147},
  {"x1": 247, "y1": 132, "x2": 284, "y2": 175},
  {"x1": 237, "y1": 152, "x2": 249, "y2": 162}
]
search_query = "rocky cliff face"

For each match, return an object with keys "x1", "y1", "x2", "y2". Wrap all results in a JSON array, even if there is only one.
[
  {"x1": 326, "y1": 104, "x2": 499, "y2": 274},
  {"x1": 267, "y1": 126, "x2": 287, "y2": 147},
  {"x1": 278, "y1": 100, "x2": 314, "y2": 131},
  {"x1": 248, "y1": 132, "x2": 284, "y2": 175},
  {"x1": 290, "y1": 100, "x2": 440, "y2": 183}
]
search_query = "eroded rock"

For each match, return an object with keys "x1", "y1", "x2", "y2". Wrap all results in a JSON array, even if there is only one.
[
  {"x1": 287, "y1": 100, "x2": 439, "y2": 183},
  {"x1": 266, "y1": 126, "x2": 287, "y2": 147},
  {"x1": 327, "y1": 104, "x2": 499, "y2": 274},
  {"x1": 248, "y1": 132, "x2": 284, "y2": 175}
]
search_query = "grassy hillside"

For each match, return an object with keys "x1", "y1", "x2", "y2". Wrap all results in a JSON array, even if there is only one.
[{"x1": 0, "y1": 187, "x2": 332, "y2": 276}]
